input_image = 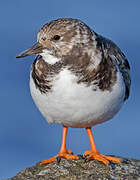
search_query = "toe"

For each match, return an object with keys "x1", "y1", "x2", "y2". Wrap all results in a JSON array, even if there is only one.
[
  {"x1": 84, "y1": 150, "x2": 92, "y2": 156},
  {"x1": 58, "y1": 152, "x2": 79, "y2": 160},
  {"x1": 40, "y1": 156, "x2": 56, "y2": 165},
  {"x1": 86, "y1": 153, "x2": 109, "y2": 166},
  {"x1": 67, "y1": 150, "x2": 73, "y2": 154},
  {"x1": 100, "y1": 154, "x2": 121, "y2": 163}
]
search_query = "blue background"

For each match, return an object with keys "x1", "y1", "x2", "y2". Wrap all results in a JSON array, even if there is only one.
[{"x1": 1, "y1": 0, "x2": 140, "y2": 179}]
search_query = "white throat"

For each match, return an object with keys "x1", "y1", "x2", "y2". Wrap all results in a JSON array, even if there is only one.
[{"x1": 40, "y1": 49, "x2": 61, "y2": 65}]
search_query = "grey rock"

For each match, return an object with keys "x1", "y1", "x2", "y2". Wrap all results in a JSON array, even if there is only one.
[{"x1": 5, "y1": 156, "x2": 140, "y2": 180}]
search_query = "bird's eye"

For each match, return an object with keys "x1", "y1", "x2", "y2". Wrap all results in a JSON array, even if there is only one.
[{"x1": 53, "y1": 35, "x2": 61, "y2": 41}]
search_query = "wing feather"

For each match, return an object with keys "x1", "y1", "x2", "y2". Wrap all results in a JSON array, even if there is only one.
[{"x1": 95, "y1": 34, "x2": 131, "y2": 101}]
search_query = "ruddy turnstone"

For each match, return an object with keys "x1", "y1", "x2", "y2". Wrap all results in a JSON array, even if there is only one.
[{"x1": 16, "y1": 18, "x2": 131, "y2": 166}]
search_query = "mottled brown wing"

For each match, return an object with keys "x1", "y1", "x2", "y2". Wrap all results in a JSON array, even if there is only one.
[{"x1": 95, "y1": 34, "x2": 131, "y2": 101}]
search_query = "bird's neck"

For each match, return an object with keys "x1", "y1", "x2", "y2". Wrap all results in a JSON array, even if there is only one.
[{"x1": 40, "y1": 49, "x2": 61, "y2": 65}]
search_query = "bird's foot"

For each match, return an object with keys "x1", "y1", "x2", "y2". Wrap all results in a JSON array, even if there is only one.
[
  {"x1": 40, "y1": 150, "x2": 79, "y2": 165},
  {"x1": 84, "y1": 150, "x2": 121, "y2": 166}
]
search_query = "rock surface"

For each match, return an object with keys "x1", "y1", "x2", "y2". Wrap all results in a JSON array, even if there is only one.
[{"x1": 5, "y1": 156, "x2": 140, "y2": 180}]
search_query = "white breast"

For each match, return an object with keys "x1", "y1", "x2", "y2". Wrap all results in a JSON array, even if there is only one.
[{"x1": 30, "y1": 68, "x2": 125, "y2": 128}]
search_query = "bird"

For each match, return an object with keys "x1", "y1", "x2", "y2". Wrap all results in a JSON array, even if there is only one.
[{"x1": 16, "y1": 18, "x2": 131, "y2": 166}]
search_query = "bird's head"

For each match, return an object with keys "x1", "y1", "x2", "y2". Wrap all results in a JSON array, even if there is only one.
[{"x1": 16, "y1": 18, "x2": 96, "y2": 65}]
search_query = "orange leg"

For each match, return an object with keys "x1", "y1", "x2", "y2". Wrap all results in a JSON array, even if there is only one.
[
  {"x1": 40, "y1": 126, "x2": 79, "y2": 165},
  {"x1": 84, "y1": 127, "x2": 121, "y2": 166}
]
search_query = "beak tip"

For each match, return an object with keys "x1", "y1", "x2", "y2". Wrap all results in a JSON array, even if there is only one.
[{"x1": 16, "y1": 54, "x2": 25, "y2": 58}]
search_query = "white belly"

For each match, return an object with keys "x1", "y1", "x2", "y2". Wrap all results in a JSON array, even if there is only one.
[{"x1": 30, "y1": 69, "x2": 125, "y2": 128}]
